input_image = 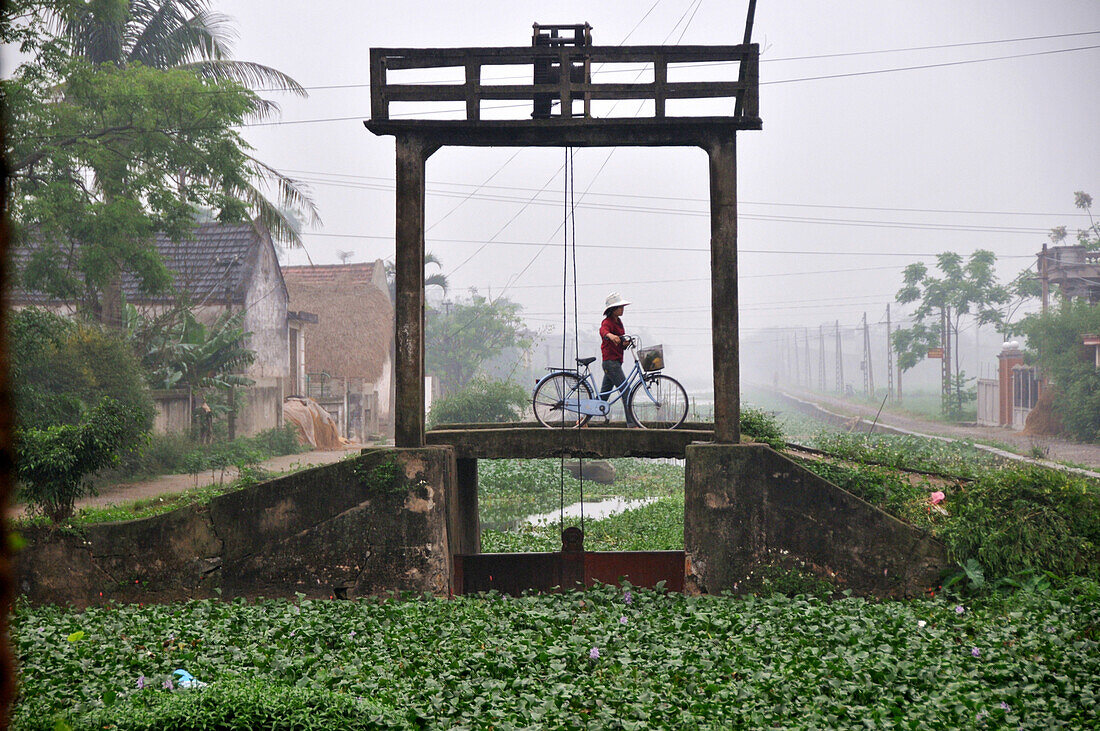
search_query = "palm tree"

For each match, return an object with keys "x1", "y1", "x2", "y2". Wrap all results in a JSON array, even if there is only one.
[
  {"x1": 385, "y1": 252, "x2": 450, "y2": 303},
  {"x1": 49, "y1": 0, "x2": 318, "y2": 245}
]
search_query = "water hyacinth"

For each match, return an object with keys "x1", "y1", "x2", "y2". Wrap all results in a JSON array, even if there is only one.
[
  {"x1": 623, "y1": 590, "x2": 633, "y2": 605},
  {"x1": 619, "y1": 616, "x2": 628, "y2": 625},
  {"x1": 589, "y1": 647, "x2": 600, "y2": 660},
  {"x1": 956, "y1": 605, "x2": 966, "y2": 615},
  {"x1": 971, "y1": 647, "x2": 981, "y2": 658},
  {"x1": 136, "y1": 675, "x2": 144, "y2": 690},
  {"x1": 163, "y1": 678, "x2": 174, "y2": 690}
]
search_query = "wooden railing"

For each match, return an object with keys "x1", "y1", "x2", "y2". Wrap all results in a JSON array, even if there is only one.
[{"x1": 369, "y1": 44, "x2": 759, "y2": 122}]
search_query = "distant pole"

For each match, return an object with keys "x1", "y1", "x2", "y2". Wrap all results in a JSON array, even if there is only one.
[
  {"x1": 791, "y1": 331, "x2": 800, "y2": 386},
  {"x1": 835, "y1": 320, "x2": 844, "y2": 393},
  {"x1": 1040, "y1": 243, "x2": 1049, "y2": 313},
  {"x1": 861, "y1": 312, "x2": 875, "y2": 396},
  {"x1": 804, "y1": 328, "x2": 812, "y2": 386},
  {"x1": 818, "y1": 324, "x2": 827, "y2": 391},
  {"x1": 886, "y1": 304, "x2": 894, "y2": 399}
]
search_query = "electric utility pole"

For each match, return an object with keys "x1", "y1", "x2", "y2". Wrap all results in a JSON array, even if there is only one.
[
  {"x1": 886, "y1": 304, "x2": 894, "y2": 399},
  {"x1": 834, "y1": 320, "x2": 844, "y2": 393},
  {"x1": 818, "y1": 324, "x2": 827, "y2": 391},
  {"x1": 861, "y1": 312, "x2": 875, "y2": 396}
]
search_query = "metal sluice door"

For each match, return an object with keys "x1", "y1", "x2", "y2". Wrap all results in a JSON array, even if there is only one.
[{"x1": 453, "y1": 551, "x2": 685, "y2": 596}]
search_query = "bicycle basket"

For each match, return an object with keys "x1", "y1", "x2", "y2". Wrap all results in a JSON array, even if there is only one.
[{"x1": 638, "y1": 345, "x2": 664, "y2": 372}]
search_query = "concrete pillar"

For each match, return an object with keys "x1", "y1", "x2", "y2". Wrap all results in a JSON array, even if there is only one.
[
  {"x1": 394, "y1": 135, "x2": 437, "y2": 447},
  {"x1": 707, "y1": 138, "x2": 740, "y2": 443},
  {"x1": 997, "y1": 345, "x2": 1024, "y2": 427},
  {"x1": 451, "y1": 458, "x2": 481, "y2": 555}
]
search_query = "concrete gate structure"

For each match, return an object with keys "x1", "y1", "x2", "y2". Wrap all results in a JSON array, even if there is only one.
[{"x1": 366, "y1": 27, "x2": 948, "y2": 598}]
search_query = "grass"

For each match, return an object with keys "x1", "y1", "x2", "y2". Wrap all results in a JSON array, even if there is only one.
[{"x1": 11, "y1": 582, "x2": 1099, "y2": 729}]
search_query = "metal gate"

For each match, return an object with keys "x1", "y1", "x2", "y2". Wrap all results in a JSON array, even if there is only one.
[{"x1": 453, "y1": 550, "x2": 685, "y2": 596}]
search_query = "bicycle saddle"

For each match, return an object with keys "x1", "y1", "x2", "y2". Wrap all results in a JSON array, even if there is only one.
[{"x1": 576, "y1": 356, "x2": 597, "y2": 367}]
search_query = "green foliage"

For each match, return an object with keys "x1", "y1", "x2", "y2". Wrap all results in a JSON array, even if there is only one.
[
  {"x1": 810, "y1": 432, "x2": 1004, "y2": 479},
  {"x1": 73, "y1": 679, "x2": 404, "y2": 731},
  {"x1": 126, "y1": 306, "x2": 256, "y2": 391},
  {"x1": 1015, "y1": 299, "x2": 1100, "y2": 442},
  {"x1": 478, "y1": 458, "x2": 683, "y2": 529},
  {"x1": 894, "y1": 250, "x2": 1009, "y2": 416},
  {"x1": 940, "y1": 467, "x2": 1100, "y2": 580},
  {"x1": 11, "y1": 307, "x2": 154, "y2": 436},
  {"x1": 12, "y1": 583, "x2": 1100, "y2": 729},
  {"x1": 426, "y1": 295, "x2": 532, "y2": 396},
  {"x1": 16, "y1": 398, "x2": 133, "y2": 522},
  {"x1": 101, "y1": 425, "x2": 306, "y2": 483},
  {"x1": 739, "y1": 407, "x2": 785, "y2": 449},
  {"x1": 483, "y1": 496, "x2": 686, "y2": 553},
  {"x1": 427, "y1": 377, "x2": 528, "y2": 427},
  {"x1": 4, "y1": 0, "x2": 317, "y2": 322}
]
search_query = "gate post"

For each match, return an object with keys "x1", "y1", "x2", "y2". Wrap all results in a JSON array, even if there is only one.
[
  {"x1": 707, "y1": 137, "x2": 740, "y2": 443},
  {"x1": 394, "y1": 135, "x2": 437, "y2": 447},
  {"x1": 451, "y1": 458, "x2": 481, "y2": 555}
]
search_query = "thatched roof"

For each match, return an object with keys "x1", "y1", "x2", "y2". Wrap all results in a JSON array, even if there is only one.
[{"x1": 283, "y1": 261, "x2": 393, "y2": 382}]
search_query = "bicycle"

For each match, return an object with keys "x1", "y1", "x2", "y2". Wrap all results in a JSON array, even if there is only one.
[{"x1": 531, "y1": 337, "x2": 689, "y2": 429}]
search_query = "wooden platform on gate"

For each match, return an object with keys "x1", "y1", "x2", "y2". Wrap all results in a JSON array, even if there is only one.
[{"x1": 426, "y1": 422, "x2": 715, "y2": 459}]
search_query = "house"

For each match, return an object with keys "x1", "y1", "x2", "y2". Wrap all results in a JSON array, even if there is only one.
[
  {"x1": 282, "y1": 261, "x2": 394, "y2": 440},
  {"x1": 9, "y1": 220, "x2": 310, "y2": 437},
  {"x1": 1040, "y1": 244, "x2": 1100, "y2": 303}
]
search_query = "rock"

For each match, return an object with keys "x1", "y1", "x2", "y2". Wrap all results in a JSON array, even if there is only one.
[{"x1": 564, "y1": 459, "x2": 617, "y2": 484}]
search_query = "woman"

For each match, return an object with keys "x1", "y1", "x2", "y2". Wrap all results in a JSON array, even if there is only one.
[{"x1": 599, "y1": 292, "x2": 638, "y2": 427}]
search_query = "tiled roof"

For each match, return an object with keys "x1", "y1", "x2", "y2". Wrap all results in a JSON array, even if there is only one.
[{"x1": 10, "y1": 222, "x2": 268, "y2": 305}]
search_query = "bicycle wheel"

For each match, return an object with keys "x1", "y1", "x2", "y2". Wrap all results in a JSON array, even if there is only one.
[
  {"x1": 628, "y1": 374, "x2": 688, "y2": 429},
  {"x1": 533, "y1": 373, "x2": 594, "y2": 428}
]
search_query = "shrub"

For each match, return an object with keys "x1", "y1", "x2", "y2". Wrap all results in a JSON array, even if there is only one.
[
  {"x1": 16, "y1": 399, "x2": 133, "y2": 522},
  {"x1": 940, "y1": 467, "x2": 1100, "y2": 580},
  {"x1": 740, "y1": 407, "x2": 785, "y2": 449},
  {"x1": 428, "y1": 377, "x2": 528, "y2": 427},
  {"x1": 11, "y1": 307, "x2": 153, "y2": 445}
]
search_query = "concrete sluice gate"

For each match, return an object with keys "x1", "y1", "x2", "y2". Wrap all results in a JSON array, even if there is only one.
[{"x1": 16, "y1": 429, "x2": 948, "y2": 606}]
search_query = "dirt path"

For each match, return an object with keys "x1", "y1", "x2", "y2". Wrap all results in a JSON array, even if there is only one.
[
  {"x1": 773, "y1": 387, "x2": 1100, "y2": 475},
  {"x1": 9, "y1": 446, "x2": 368, "y2": 517}
]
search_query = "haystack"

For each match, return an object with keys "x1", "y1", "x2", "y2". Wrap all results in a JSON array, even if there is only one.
[{"x1": 283, "y1": 397, "x2": 347, "y2": 450}]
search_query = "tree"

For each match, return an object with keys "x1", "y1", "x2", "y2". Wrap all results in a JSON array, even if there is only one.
[
  {"x1": 11, "y1": 307, "x2": 154, "y2": 439},
  {"x1": 426, "y1": 294, "x2": 532, "y2": 396},
  {"x1": 11, "y1": 307, "x2": 155, "y2": 520},
  {"x1": 17, "y1": 399, "x2": 132, "y2": 522},
  {"x1": 1015, "y1": 300, "x2": 1100, "y2": 442},
  {"x1": 126, "y1": 305, "x2": 255, "y2": 391},
  {"x1": 893, "y1": 250, "x2": 1009, "y2": 416},
  {"x1": 4, "y1": 0, "x2": 317, "y2": 324},
  {"x1": 384, "y1": 252, "x2": 449, "y2": 302}
]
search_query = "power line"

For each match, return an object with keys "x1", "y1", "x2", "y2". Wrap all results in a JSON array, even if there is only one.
[
  {"x1": 283, "y1": 168, "x2": 1093, "y2": 219},
  {"x1": 299, "y1": 230, "x2": 1036, "y2": 258},
  {"x1": 290, "y1": 175, "x2": 1060, "y2": 234}
]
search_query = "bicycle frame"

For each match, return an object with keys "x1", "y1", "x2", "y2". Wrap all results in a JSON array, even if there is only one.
[{"x1": 538, "y1": 342, "x2": 661, "y2": 418}]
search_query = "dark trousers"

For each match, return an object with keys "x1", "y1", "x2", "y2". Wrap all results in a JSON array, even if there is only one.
[{"x1": 601, "y1": 360, "x2": 637, "y2": 425}]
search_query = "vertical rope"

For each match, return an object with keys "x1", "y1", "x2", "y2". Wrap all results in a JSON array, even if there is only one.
[
  {"x1": 559, "y1": 146, "x2": 568, "y2": 537},
  {"x1": 569, "y1": 148, "x2": 584, "y2": 536}
]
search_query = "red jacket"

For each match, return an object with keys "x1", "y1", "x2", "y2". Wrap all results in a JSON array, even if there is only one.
[{"x1": 600, "y1": 315, "x2": 626, "y2": 362}]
